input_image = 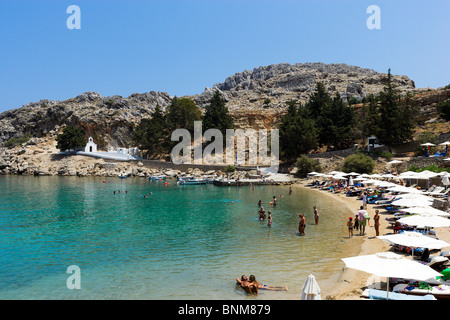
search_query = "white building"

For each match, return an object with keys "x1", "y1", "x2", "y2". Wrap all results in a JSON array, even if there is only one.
[
  {"x1": 84, "y1": 137, "x2": 97, "y2": 153},
  {"x1": 75, "y1": 136, "x2": 142, "y2": 161}
]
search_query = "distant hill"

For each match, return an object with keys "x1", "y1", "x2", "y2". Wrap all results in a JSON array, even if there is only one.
[{"x1": 0, "y1": 62, "x2": 442, "y2": 149}]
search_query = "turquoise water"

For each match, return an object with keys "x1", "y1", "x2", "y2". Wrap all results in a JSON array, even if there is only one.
[{"x1": 0, "y1": 176, "x2": 360, "y2": 299}]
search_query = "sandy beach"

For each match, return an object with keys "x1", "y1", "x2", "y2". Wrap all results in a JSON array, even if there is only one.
[{"x1": 293, "y1": 180, "x2": 450, "y2": 300}]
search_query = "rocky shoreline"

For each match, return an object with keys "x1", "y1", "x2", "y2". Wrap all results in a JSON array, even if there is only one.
[{"x1": 0, "y1": 135, "x2": 297, "y2": 185}]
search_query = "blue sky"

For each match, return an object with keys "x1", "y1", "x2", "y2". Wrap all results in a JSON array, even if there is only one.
[{"x1": 0, "y1": 0, "x2": 449, "y2": 113}]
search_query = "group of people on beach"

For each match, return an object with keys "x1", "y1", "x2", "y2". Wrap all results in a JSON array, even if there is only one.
[
  {"x1": 347, "y1": 206, "x2": 380, "y2": 238},
  {"x1": 236, "y1": 275, "x2": 288, "y2": 295}
]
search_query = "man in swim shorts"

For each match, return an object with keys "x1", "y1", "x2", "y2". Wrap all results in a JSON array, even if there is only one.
[{"x1": 357, "y1": 206, "x2": 367, "y2": 235}]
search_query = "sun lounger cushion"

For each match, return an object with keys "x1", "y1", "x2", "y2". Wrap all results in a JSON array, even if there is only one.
[{"x1": 364, "y1": 288, "x2": 436, "y2": 300}]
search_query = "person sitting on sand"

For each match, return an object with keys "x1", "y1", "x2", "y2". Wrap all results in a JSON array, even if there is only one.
[
  {"x1": 249, "y1": 275, "x2": 287, "y2": 291},
  {"x1": 236, "y1": 275, "x2": 258, "y2": 295}
]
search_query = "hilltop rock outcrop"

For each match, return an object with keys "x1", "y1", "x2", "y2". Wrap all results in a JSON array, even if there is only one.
[{"x1": 192, "y1": 62, "x2": 416, "y2": 109}]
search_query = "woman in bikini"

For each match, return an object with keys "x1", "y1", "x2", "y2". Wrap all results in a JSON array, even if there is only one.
[{"x1": 249, "y1": 275, "x2": 287, "y2": 291}]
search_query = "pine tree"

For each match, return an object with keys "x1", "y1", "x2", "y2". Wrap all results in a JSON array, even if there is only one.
[
  {"x1": 133, "y1": 105, "x2": 169, "y2": 157},
  {"x1": 279, "y1": 100, "x2": 318, "y2": 162},
  {"x1": 56, "y1": 125, "x2": 85, "y2": 152},
  {"x1": 202, "y1": 90, "x2": 234, "y2": 140},
  {"x1": 376, "y1": 69, "x2": 416, "y2": 151}
]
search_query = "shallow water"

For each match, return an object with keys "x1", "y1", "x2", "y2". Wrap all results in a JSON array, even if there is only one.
[{"x1": 0, "y1": 176, "x2": 362, "y2": 299}]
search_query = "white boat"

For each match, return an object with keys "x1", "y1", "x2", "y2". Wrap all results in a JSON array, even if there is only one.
[
  {"x1": 148, "y1": 175, "x2": 166, "y2": 181},
  {"x1": 177, "y1": 177, "x2": 207, "y2": 185}
]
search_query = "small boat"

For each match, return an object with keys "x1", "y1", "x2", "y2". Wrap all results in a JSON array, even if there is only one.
[
  {"x1": 203, "y1": 175, "x2": 218, "y2": 184},
  {"x1": 118, "y1": 174, "x2": 128, "y2": 179},
  {"x1": 177, "y1": 177, "x2": 207, "y2": 185},
  {"x1": 148, "y1": 175, "x2": 166, "y2": 181}
]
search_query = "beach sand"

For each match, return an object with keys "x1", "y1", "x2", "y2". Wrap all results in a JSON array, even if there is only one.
[{"x1": 293, "y1": 180, "x2": 450, "y2": 300}]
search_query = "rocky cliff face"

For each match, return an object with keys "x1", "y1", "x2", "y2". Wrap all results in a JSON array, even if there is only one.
[
  {"x1": 0, "y1": 91, "x2": 172, "y2": 148},
  {"x1": 191, "y1": 62, "x2": 416, "y2": 109},
  {"x1": 0, "y1": 62, "x2": 431, "y2": 149}
]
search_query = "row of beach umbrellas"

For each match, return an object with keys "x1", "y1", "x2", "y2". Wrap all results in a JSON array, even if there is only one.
[{"x1": 308, "y1": 167, "x2": 450, "y2": 299}]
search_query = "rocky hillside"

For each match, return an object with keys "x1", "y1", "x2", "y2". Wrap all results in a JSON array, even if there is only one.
[
  {"x1": 191, "y1": 62, "x2": 416, "y2": 110},
  {"x1": 0, "y1": 62, "x2": 436, "y2": 150}
]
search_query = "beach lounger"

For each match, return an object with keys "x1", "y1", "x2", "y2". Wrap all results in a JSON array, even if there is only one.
[
  {"x1": 393, "y1": 283, "x2": 450, "y2": 300},
  {"x1": 361, "y1": 288, "x2": 436, "y2": 300},
  {"x1": 427, "y1": 256, "x2": 450, "y2": 271},
  {"x1": 441, "y1": 251, "x2": 450, "y2": 260},
  {"x1": 425, "y1": 187, "x2": 445, "y2": 196}
]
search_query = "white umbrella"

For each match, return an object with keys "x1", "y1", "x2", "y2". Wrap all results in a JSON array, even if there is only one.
[
  {"x1": 301, "y1": 274, "x2": 321, "y2": 300},
  {"x1": 442, "y1": 175, "x2": 450, "y2": 186},
  {"x1": 386, "y1": 185, "x2": 423, "y2": 194},
  {"x1": 397, "y1": 215, "x2": 450, "y2": 228},
  {"x1": 377, "y1": 231, "x2": 450, "y2": 253},
  {"x1": 402, "y1": 207, "x2": 450, "y2": 217},
  {"x1": 342, "y1": 252, "x2": 441, "y2": 299},
  {"x1": 388, "y1": 160, "x2": 403, "y2": 165},
  {"x1": 394, "y1": 193, "x2": 434, "y2": 201},
  {"x1": 328, "y1": 171, "x2": 345, "y2": 175},
  {"x1": 349, "y1": 176, "x2": 354, "y2": 186},
  {"x1": 389, "y1": 198, "x2": 433, "y2": 208},
  {"x1": 439, "y1": 141, "x2": 450, "y2": 146},
  {"x1": 421, "y1": 143, "x2": 436, "y2": 146},
  {"x1": 343, "y1": 172, "x2": 360, "y2": 176}
]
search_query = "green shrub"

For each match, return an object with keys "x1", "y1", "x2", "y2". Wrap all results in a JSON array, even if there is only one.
[
  {"x1": 56, "y1": 125, "x2": 86, "y2": 151},
  {"x1": 414, "y1": 132, "x2": 438, "y2": 155},
  {"x1": 4, "y1": 133, "x2": 32, "y2": 148},
  {"x1": 342, "y1": 153, "x2": 374, "y2": 174},
  {"x1": 295, "y1": 155, "x2": 321, "y2": 177},
  {"x1": 437, "y1": 100, "x2": 450, "y2": 121},
  {"x1": 225, "y1": 165, "x2": 236, "y2": 173},
  {"x1": 408, "y1": 164, "x2": 450, "y2": 173}
]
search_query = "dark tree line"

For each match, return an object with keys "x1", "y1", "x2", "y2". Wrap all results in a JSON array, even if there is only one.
[
  {"x1": 279, "y1": 69, "x2": 417, "y2": 162},
  {"x1": 132, "y1": 91, "x2": 234, "y2": 158}
]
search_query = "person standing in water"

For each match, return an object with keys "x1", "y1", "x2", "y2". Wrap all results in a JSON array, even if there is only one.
[
  {"x1": 267, "y1": 211, "x2": 272, "y2": 227},
  {"x1": 347, "y1": 217, "x2": 354, "y2": 238},
  {"x1": 313, "y1": 206, "x2": 319, "y2": 225},
  {"x1": 298, "y1": 213, "x2": 306, "y2": 236}
]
